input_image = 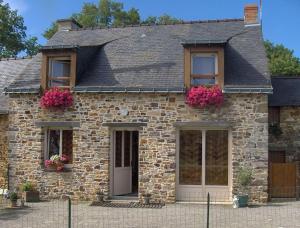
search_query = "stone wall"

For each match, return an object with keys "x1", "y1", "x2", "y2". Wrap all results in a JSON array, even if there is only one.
[
  {"x1": 8, "y1": 93, "x2": 268, "y2": 202},
  {"x1": 0, "y1": 114, "x2": 8, "y2": 188},
  {"x1": 269, "y1": 107, "x2": 300, "y2": 195}
]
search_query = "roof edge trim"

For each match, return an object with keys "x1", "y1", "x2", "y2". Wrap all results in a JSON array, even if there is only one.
[{"x1": 223, "y1": 87, "x2": 273, "y2": 94}]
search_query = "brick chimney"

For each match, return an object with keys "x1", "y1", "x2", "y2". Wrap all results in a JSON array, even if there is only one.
[
  {"x1": 244, "y1": 4, "x2": 259, "y2": 25},
  {"x1": 56, "y1": 18, "x2": 82, "y2": 31}
]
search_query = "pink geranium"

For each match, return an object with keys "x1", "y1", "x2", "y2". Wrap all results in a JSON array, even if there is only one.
[
  {"x1": 186, "y1": 85, "x2": 224, "y2": 108},
  {"x1": 40, "y1": 87, "x2": 73, "y2": 109}
]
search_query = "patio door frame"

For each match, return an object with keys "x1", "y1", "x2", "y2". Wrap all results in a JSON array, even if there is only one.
[
  {"x1": 175, "y1": 127, "x2": 232, "y2": 202},
  {"x1": 109, "y1": 127, "x2": 139, "y2": 197}
]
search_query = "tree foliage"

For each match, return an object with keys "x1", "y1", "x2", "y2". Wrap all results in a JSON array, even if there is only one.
[
  {"x1": 43, "y1": 0, "x2": 182, "y2": 39},
  {"x1": 264, "y1": 40, "x2": 300, "y2": 76},
  {"x1": 0, "y1": 0, "x2": 40, "y2": 57}
]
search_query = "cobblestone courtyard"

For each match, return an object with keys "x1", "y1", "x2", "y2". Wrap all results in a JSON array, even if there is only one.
[{"x1": 0, "y1": 199, "x2": 300, "y2": 228}]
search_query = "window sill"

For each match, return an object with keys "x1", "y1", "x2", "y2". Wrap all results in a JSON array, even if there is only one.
[{"x1": 43, "y1": 168, "x2": 72, "y2": 173}]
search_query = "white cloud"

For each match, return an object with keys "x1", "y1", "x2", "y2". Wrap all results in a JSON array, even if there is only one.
[{"x1": 3, "y1": 0, "x2": 29, "y2": 13}]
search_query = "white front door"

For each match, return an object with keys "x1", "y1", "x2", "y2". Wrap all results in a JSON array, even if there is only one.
[{"x1": 113, "y1": 131, "x2": 132, "y2": 196}]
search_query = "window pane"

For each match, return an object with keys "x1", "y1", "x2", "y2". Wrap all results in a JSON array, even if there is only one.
[
  {"x1": 49, "y1": 59, "x2": 71, "y2": 78},
  {"x1": 48, "y1": 79, "x2": 70, "y2": 87},
  {"x1": 124, "y1": 131, "x2": 131, "y2": 167},
  {"x1": 115, "y1": 131, "x2": 122, "y2": 167},
  {"x1": 192, "y1": 55, "x2": 216, "y2": 75},
  {"x1": 62, "y1": 130, "x2": 73, "y2": 164},
  {"x1": 205, "y1": 130, "x2": 228, "y2": 186},
  {"x1": 48, "y1": 130, "x2": 60, "y2": 158},
  {"x1": 191, "y1": 78, "x2": 215, "y2": 86},
  {"x1": 179, "y1": 130, "x2": 202, "y2": 185}
]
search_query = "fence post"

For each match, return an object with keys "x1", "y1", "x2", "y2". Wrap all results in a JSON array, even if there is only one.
[
  {"x1": 68, "y1": 197, "x2": 71, "y2": 228},
  {"x1": 207, "y1": 193, "x2": 210, "y2": 228}
]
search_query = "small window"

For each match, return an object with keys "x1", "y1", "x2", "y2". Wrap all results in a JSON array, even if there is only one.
[
  {"x1": 48, "y1": 57, "x2": 71, "y2": 88},
  {"x1": 191, "y1": 53, "x2": 218, "y2": 86},
  {"x1": 45, "y1": 129, "x2": 73, "y2": 166},
  {"x1": 269, "y1": 107, "x2": 280, "y2": 125}
]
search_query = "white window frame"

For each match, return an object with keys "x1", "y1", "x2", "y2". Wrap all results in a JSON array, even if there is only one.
[
  {"x1": 191, "y1": 53, "x2": 218, "y2": 76},
  {"x1": 44, "y1": 127, "x2": 73, "y2": 169}
]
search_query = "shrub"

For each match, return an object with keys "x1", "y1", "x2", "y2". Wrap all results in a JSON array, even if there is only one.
[
  {"x1": 186, "y1": 85, "x2": 224, "y2": 108},
  {"x1": 237, "y1": 167, "x2": 252, "y2": 187},
  {"x1": 21, "y1": 182, "x2": 33, "y2": 192},
  {"x1": 9, "y1": 192, "x2": 18, "y2": 201},
  {"x1": 40, "y1": 87, "x2": 73, "y2": 109}
]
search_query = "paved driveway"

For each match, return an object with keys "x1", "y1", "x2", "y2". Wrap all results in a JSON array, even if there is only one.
[{"x1": 0, "y1": 200, "x2": 300, "y2": 228}]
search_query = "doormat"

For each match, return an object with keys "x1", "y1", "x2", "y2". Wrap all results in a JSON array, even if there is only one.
[{"x1": 90, "y1": 201, "x2": 164, "y2": 209}]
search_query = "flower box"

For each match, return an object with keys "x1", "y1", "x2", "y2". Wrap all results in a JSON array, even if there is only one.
[
  {"x1": 186, "y1": 85, "x2": 224, "y2": 108},
  {"x1": 40, "y1": 87, "x2": 73, "y2": 110},
  {"x1": 45, "y1": 155, "x2": 70, "y2": 172},
  {"x1": 22, "y1": 191, "x2": 40, "y2": 202}
]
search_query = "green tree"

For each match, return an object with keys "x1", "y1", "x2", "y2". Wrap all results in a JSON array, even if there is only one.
[
  {"x1": 157, "y1": 14, "x2": 183, "y2": 24},
  {"x1": 0, "y1": 0, "x2": 26, "y2": 57},
  {"x1": 73, "y1": 3, "x2": 99, "y2": 27},
  {"x1": 43, "y1": 22, "x2": 58, "y2": 40},
  {"x1": 25, "y1": 37, "x2": 41, "y2": 56},
  {"x1": 99, "y1": 0, "x2": 111, "y2": 26},
  {"x1": 142, "y1": 16, "x2": 157, "y2": 25},
  {"x1": 0, "y1": 0, "x2": 40, "y2": 57},
  {"x1": 43, "y1": 0, "x2": 183, "y2": 40},
  {"x1": 264, "y1": 40, "x2": 300, "y2": 76}
]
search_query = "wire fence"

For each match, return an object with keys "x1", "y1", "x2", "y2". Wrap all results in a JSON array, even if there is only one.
[{"x1": 0, "y1": 190, "x2": 300, "y2": 228}]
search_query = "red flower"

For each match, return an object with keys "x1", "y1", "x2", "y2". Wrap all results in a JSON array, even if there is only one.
[
  {"x1": 186, "y1": 85, "x2": 224, "y2": 108},
  {"x1": 40, "y1": 87, "x2": 73, "y2": 109}
]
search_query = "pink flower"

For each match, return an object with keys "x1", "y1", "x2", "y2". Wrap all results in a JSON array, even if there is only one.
[
  {"x1": 61, "y1": 154, "x2": 69, "y2": 162},
  {"x1": 45, "y1": 160, "x2": 53, "y2": 168},
  {"x1": 186, "y1": 85, "x2": 224, "y2": 108},
  {"x1": 40, "y1": 87, "x2": 74, "y2": 109}
]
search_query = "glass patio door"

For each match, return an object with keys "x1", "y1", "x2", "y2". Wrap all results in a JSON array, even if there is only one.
[{"x1": 177, "y1": 129, "x2": 230, "y2": 201}]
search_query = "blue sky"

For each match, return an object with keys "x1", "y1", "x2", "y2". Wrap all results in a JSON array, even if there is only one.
[{"x1": 4, "y1": 0, "x2": 300, "y2": 57}]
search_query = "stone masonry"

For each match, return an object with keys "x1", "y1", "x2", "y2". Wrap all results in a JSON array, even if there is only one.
[
  {"x1": 0, "y1": 114, "x2": 8, "y2": 188},
  {"x1": 8, "y1": 93, "x2": 268, "y2": 202},
  {"x1": 269, "y1": 107, "x2": 300, "y2": 195}
]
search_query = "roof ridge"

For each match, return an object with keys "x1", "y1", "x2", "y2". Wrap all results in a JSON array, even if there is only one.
[
  {"x1": 0, "y1": 56, "x2": 33, "y2": 62},
  {"x1": 271, "y1": 76, "x2": 300, "y2": 79},
  {"x1": 70, "y1": 18, "x2": 244, "y2": 32}
]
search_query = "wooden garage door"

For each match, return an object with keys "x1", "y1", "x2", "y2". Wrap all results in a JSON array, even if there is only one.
[{"x1": 270, "y1": 163, "x2": 296, "y2": 198}]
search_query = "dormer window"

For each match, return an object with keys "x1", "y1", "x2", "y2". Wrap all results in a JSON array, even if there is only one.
[
  {"x1": 48, "y1": 57, "x2": 71, "y2": 87},
  {"x1": 184, "y1": 47, "x2": 224, "y2": 88},
  {"x1": 191, "y1": 53, "x2": 218, "y2": 86},
  {"x1": 41, "y1": 51, "x2": 77, "y2": 90}
]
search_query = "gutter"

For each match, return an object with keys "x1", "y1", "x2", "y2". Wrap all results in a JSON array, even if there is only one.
[
  {"x1": 74, "y1": 87, "x2": 186, "y2": 93},
  {"x1": 223, "y1": 87, "x2": 273, "y2": 94},
  {"x1": 4, "y1": 88, "x2": 40, "y2": 94}
]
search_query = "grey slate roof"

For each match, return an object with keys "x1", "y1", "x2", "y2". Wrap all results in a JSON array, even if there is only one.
[
  {"x1": 269, "y1": 77, "x2": 300, "y2": 106},
  {"x1": 0, "y1": 58, "x2": 33, "y2": 113},
  {"x1": 6, "y1": 19, "x2": 271, "y2": 93}
]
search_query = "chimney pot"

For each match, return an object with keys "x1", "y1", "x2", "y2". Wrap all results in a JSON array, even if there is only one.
[
  {"x1": 56, "y1": 18, "x2": 82, "y2": 31},
  {"x1": 244, "y1": 4, "x2": 259, "y2": 25}
]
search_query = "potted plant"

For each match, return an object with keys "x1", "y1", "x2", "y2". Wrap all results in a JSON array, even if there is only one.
[
  {"x1": 269, "y1": 123, "x2": 283, "y2": 137},
  {"x1": 186, "y1": 85, "x2": 224, "y2": 109},
  {"x1": 235, "y1": 167, "x2": 253, "y2": 207},
  {"x1": 9, "y1": 192, "x2": 18, "y2": 207},
  {"x1": 40, "y1": 87, "x2": 73, "y2": 110},
  {"x1": 21, "y1": 182, "x2": 40, "y2": 202},
  {"x1": 45, "y1": 155, "x2": 67, "y2": 171},
  {"x1": 143, "y1": 193, "x2": 151, "y2": 205},
  {"x1": 96, "y1": 191, "x2": 105, "y2": 202}
]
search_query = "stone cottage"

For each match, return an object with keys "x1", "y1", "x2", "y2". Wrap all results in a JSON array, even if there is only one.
[{"x1": 0, "y1": 4, "x2": 278, "y2": 203}]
